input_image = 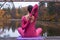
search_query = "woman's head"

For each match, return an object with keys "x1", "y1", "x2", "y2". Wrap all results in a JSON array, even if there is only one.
[{"x1": 27, "y1": 5, "x2": 33, "y2": 13}]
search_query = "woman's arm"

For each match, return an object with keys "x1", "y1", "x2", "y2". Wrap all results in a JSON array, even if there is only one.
[
  {"x1": 31, "y1": 4, "x2": 38, "y2": 19},
  {"x1": 21, "y1": 16, "x2": 30, "y2": 29}
]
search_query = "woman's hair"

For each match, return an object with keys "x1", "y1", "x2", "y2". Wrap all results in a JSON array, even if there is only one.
[{"x1": 27, "y1": 5, "x2": 33, "y2": 13}]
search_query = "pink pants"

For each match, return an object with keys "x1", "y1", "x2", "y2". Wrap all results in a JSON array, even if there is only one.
[{"x1": 18, "y1": 27, "x2": 42, "y2": 37}]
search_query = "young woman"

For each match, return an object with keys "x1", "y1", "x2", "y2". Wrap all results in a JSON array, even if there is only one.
[{"x1": 18, "y1": 4, "x2": 42, "y2": 37}]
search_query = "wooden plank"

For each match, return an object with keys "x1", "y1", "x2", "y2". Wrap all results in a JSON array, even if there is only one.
[{"x1": 0, "y1": 0, "x2": 60, "y2": 2}]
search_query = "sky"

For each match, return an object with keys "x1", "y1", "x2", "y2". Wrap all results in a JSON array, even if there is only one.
[
  {"x1": 0, "y1": 2, "x2": 47, "y2": 9},
  {"x1": 0, "y1": 2, "x2": 39, "y2": 9},
  {"x1": 14, "y1": 2, "x2": 39, "y2": 8}
]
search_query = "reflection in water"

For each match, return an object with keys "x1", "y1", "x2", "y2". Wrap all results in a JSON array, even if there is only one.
[
  {"x1": 0, "y1": 19, "x2": 21, "y2": 37},
  {"x1": 0, "y1": 28, "x2": 20, "y2": 37}
]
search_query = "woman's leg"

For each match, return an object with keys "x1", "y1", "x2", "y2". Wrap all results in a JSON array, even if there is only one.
[
  {"x1": 36, "y1": 28, "x2": 42, "y2": 36},
  {"x1": 18, "y1": 27, "x2": 24, "y2": 36}
]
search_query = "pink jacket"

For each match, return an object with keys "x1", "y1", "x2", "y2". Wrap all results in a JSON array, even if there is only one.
[{"x1": 21, "y1": 4, "x2": 38, "y2": 37}]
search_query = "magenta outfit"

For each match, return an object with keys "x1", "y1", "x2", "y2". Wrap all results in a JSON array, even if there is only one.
[{"x1": 18, "y1": 4, "x2": 42, "y2": 37}]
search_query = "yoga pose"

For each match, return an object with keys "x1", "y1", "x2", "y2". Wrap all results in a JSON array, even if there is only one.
[{"x1": 18, "y1": 4, "x2": 42, "y2": 37}]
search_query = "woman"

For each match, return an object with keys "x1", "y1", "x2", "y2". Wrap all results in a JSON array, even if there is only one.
[{"x1": 18, "y1": 4, "x2": 42, "y2": 37}]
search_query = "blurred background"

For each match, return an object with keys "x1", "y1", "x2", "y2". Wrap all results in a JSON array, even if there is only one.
[{"x1": 0, "y1": 0, "x2": 60, "y2": 39}]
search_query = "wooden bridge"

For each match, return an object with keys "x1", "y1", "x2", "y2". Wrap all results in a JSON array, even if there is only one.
[
  {"x1": 0, "y1": 0, "x2": 60, "y2": 2},
  {"x1": 0, "y1": 36, "x2": 60, "y2": 40}
]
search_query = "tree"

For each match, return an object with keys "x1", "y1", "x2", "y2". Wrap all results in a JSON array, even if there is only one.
[{"x1": 47, "y1": 2, "x2": 55, "y2": 15}]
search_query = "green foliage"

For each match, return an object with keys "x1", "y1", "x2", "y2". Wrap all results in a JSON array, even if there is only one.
[
  {"x1": 47, "y1": 27, "x2": 60, "y2": 36},
  {"x1": 47, "y1": 2, "x2": 55, "y2": 15},
  {"x1": 40, "y1": 1, "x2": 45, "y2": 7},
  {"x1": 35, "y1": 21, "x2": 40, "y2": 28},
  {"x1": 18, "y1": 7, "x2": 22, "y2": 14}
]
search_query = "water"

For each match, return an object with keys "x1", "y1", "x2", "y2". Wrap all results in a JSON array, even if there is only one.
[{"x1": 0, "y1": 28, "x2": 20, "y2": 37}]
